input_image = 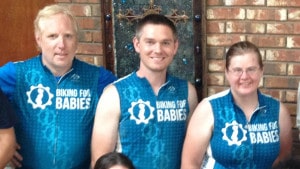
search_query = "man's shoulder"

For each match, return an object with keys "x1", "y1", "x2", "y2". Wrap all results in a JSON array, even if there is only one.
[
  {"x1": 114, "y1": 72, "x2": 134, "y2": 82},
  {"x1": 168, "y1": 74, "x2": 186, "y2": 81},
  {"x1": 74, "y1": 58, "x2": 99, "y2": 68},
  {"x1": 14, "y1": 55, "x2": 40, "y2": 66}
]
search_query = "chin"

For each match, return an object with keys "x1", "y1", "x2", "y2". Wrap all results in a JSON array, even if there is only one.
[{"x1": 239, "y1": 88, "x2": 257, "y2": 95}]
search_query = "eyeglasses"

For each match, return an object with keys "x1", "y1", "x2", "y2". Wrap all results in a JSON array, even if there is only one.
[{"x1": 228, "y1": 67, "x2": 260, "y2": 77}]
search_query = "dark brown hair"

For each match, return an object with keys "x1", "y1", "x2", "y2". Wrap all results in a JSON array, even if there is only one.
[
  {"x1": 135, "y1": 14, "x2": 177, "y2": 40},
  {"x1": 94, "y1": 152, "x2": 135, "y2": 169},
  {"x1": 225, "y1": 41, "x2": 263, "y2": 70}
]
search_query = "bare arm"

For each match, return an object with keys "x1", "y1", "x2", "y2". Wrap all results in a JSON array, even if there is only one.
[
  {"x1": 181, "y1": 98, "x2": 214, "y2": 169},
  {"x1": 272, "y1": 102, "x2": 292, "y2": 168},
  {"x1": 187, "y1": 82, "x2": 198, "y2": 122},
  {"x1": 91, "y1": 84, "x2": 120, "y2": 168},
  {"x1": 0, "y1": 127, "x2": 16, "y2": 169}
]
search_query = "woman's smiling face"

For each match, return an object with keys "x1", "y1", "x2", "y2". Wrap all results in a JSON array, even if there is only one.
[{"x1": 225, "y1": 52, "x2": 263, "y2": 97}]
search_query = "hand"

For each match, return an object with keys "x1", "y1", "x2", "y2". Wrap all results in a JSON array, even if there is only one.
[{"x1": 10, "y1": 143, "x2": 22, "y2": 168}]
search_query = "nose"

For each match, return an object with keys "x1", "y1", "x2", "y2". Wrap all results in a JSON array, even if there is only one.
[
  {"x1": 240, "y1": 70, "x2": 250, "y2": 78},
  {"x1": 57, "y1": 36, "x2": 65, "y2": 49},
  {"x1": 154, "y1": 43, "x2": 162, "y2": 53}
]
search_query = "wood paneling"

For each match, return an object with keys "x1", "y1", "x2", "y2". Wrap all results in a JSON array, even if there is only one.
[{"x1": 0, "y1": 0, "x2": 54, "y2": 66}]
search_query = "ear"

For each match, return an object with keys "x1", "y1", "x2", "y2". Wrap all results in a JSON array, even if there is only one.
[
  {"x1": 173, "y1": 39, "x2": 179, "y2": 55},
  {"x1": 35, "y1": 33, "x2": 41, "y2": 49},
  {"x1": 133, "y1": 36, "x2": 140, "y2": 53}
]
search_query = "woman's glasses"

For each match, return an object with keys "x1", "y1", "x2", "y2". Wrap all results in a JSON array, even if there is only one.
[{"x1": 228, "y1": 66, "x2": 260, "y2": 77}]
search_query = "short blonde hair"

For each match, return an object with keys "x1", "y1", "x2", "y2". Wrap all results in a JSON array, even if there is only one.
[{"x1": 34, "y1": 4, "x2": 78, "y2": 37}]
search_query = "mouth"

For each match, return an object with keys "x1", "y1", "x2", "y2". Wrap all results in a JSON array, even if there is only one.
[
  {"x1": 240, "y1": 82, "x2": 252, "y2": 87},
  {"x1": 55, "y1": 53, "x2": 68, "y2": 57},
  {"x1": 151, "y1": 56, "x2": 165, "y2": 61}
]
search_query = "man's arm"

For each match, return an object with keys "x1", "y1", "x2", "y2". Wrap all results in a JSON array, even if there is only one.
[
  {"x1": 91, "y1": 84, "x2": 120, "y2": 168},
  {"x1": 187, "y1": 82, "x2": 198, "y2": 122},
  {"x1": 0, "y1": 127, "x2": 16, "y2": 169},
  {"x1": 181, "y1": 99, "x2": 214, "y2": 169}
]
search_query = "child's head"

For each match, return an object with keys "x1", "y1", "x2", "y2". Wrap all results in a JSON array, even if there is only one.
[{"x1": 94, "y1": 152, "x2": 135, "y2": 169}]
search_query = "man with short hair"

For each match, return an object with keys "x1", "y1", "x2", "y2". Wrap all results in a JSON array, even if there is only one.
[
  {"x1": 0, "y1": 4, "x2": 116, "y2": 169},
  {"x1": 91, "y1": 14, "x2": 198, "y2": 169}
]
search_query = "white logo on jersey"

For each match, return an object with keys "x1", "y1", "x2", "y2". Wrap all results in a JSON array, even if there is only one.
[
  {"x1": 26, "y1": 84, "x2": 54, "y2": 109},
  {"x1": 128, "y1": 99, "x2": 155, "y2": 124},
  {"x1": 222, "y1": 120, "x2": 247, "y2": 146}
]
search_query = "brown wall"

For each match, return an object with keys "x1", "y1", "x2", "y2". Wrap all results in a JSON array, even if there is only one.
[
  {"x1": 0, "y1": 0, "x2": 54, "y2": 65},
  {"x1": 55, "y1": 0, "x2": 104, "y2": 66}
]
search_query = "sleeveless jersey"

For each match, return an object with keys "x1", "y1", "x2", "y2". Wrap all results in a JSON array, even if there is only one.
[
  {"x1": 202, "y1": 89, "x2": 280, "y2": 169},
  {"x1": 114, "y1": 72, "x2": 190, "y2": 169},
  {"x1": 4, "y1": 55, "x2": 114, "y2": 169}
]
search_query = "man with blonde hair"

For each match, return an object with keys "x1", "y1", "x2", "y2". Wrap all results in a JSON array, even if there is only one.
[{"x1": 0, "y1": 4, "x2": 116, "y2": 168}]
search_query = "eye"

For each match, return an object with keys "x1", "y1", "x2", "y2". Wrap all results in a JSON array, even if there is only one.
[
  {"x1": 145, "y1": 40, "x2": 154, "y2": 45},
  {"x1": 48, "y1": 34, "x2": 57, "y2": 39},
  {"x1": 162, "y1": 41, "x2": 171, "y2": 46},
  {"x1": 248, "y1": 67, "x2": 256, "y2": 71},
  {"x1": 145, "y1": 40, "x2": 153, "y2": 44},
  {"x1": 65, "y1": 34, "x2": 73, "y2": 39},
  {"x1": 247, "y1": 67, "x2": 258, "y2": 74},
  {"x1": 233, "y1": 68, "x2": 243, "y2": 74},
  {"x1": 162, "y1": 40, "x2": 174, "y2": 46},
  {"x1": 229, "y1": 68, "x2": 243, "y2": 76}
]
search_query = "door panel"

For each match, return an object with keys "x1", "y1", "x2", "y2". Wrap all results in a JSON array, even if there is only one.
[
  {"x1": 102, "y1": 0, "x2": 203, "y2": 99},
  {"x1": 0, "y1": 0, "x2": 54, "y2": 66}
]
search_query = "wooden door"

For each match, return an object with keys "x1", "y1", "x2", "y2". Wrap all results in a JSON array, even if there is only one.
[{"x1": 0, "y1": 0, "x2": 54, "y2": 66}]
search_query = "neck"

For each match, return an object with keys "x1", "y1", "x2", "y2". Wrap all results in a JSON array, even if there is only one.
[
  {"x1": 41, "y1": 56, "x2": 73, "y2": 77},
  {"x1": 232, "y1": 90, "x2": 259, "y2": 120},
  {"x1": 136, "y1": 70, "x2": 167, "y2": 95},
  {"x1": 51, "y1": 67, "x2": 71, "y2": 76}
]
